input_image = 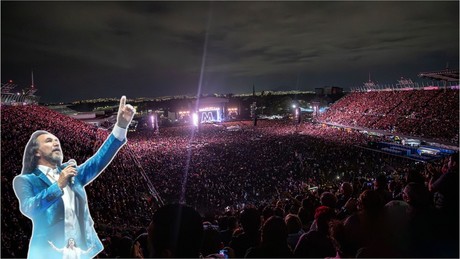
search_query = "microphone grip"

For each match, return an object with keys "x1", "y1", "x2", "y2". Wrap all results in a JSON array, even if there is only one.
[{"x1": 65, "y1": 159, "x2": 77, "y2": 185}]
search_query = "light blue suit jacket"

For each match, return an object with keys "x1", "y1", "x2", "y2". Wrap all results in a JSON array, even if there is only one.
[{"x1": 13, "y1": 133, "x2": 126, "y2": 259}]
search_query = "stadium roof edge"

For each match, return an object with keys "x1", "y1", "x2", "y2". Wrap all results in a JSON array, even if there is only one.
[{"x1": 418, "y1": 68, "x2": 459, "y2": 82}]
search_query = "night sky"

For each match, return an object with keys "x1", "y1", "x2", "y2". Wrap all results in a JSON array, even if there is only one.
[{"x1": 2, "y1": 1, "x2": 459, "y2": 103}]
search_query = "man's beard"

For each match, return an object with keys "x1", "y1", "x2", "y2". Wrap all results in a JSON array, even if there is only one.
[{"x1": 44, "y1": 152, "x2": 63, "y2": 167}]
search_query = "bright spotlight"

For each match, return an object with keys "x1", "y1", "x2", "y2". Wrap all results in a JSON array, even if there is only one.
[
  {"x1": 192, "y1": 113, "x2": 198, "y2": 127},
  {"x1": 292, "y1": 104, "x2": 296, "y2": 108}
]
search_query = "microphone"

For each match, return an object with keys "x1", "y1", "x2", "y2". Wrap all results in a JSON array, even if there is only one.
[{"x1": 61, "y1": 159, "x2": 77, "y2": 185}]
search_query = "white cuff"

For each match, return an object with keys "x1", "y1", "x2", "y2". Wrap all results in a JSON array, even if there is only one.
[{"x1": 112, "y1": 125, "x2": 127, "y2": 141}]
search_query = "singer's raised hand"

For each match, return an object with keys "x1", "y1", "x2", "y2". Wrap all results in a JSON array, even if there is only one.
[
  {"x1": 116, "y1": 96, "x2": 136, "y2": 129},
  {"x1": 57, "y1": 165, "x2": 77, "y2": 189}
]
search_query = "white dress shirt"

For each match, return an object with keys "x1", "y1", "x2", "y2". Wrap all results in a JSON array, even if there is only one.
[{"x1": 39, "y1": 164, "x2": 81, "y2": 243}]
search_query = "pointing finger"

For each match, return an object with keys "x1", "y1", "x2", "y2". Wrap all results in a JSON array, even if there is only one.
[{"x1": 119, "y1": 96, "x2": 126, "y2": 112}]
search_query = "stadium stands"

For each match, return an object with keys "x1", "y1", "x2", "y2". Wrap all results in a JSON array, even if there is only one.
[{"x1": 318, "y1": 89, "x2": 459, "y2": 145}]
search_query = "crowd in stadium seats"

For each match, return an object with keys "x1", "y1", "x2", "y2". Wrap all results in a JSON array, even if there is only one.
[
  {"x1": 319, "y1": 89, "x2": 459, "y2": 144},
  {"x1": 1, "y1": 104, "x2": 458, "y2": 258}
]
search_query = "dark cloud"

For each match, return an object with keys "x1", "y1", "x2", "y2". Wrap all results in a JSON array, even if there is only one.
[{"x1": 1, "y1": 1, "x2": 458, "y2": 103}]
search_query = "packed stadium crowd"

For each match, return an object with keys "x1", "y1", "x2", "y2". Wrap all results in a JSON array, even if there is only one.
[
  {"x1": 1, "y1": 93, "x2": 459, "y2": 258},
  {"x1": 319, "y1": 89, "x2": 459, "y2": 144}
]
